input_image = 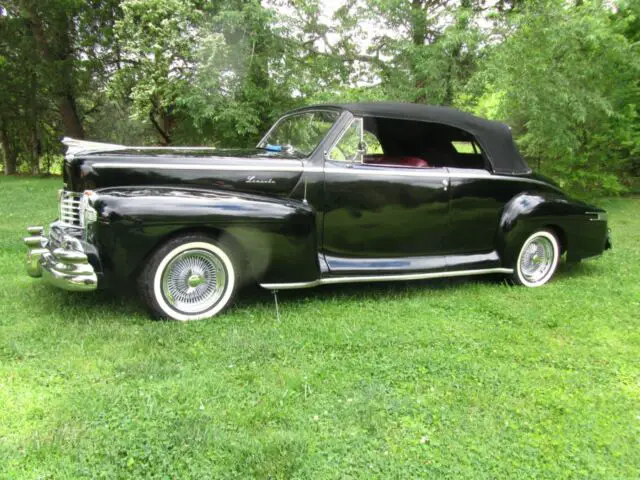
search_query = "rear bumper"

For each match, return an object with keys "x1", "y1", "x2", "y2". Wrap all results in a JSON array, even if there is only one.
[{"x1": 24, "y1": 225, "x2": 98, "y2": 292}]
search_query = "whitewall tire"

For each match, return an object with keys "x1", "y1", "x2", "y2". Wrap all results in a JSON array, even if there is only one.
[
  {"x1": 139, "y1": 235, "x2": 237, "y2": 321},
  {"x1": 512, "y1": 230, "x2": 560, "y2": 287}
]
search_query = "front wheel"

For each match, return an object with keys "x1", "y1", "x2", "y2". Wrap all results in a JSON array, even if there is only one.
[
  {"x1": 512, "y1": 230, "x2": 560, "y2": 287},
  {"x1": 139, "y1": 235, "x2": 237, "y2": 321}
]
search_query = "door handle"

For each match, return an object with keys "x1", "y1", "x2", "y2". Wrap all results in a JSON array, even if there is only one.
[{"x1": 442, "y1": 178, "x2": 449, "y2": 191}]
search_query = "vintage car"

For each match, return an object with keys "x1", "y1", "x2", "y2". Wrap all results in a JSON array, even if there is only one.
[{"x1": 24, "y1": 103, "x2": 611, "y2": 321}]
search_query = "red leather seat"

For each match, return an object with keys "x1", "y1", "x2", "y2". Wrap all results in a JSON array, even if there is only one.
[
  {"x1": 364, "y1": 155, "x2": 429, "y2": 168},
  {"x1": 399, "y1": 156, "x2": 429, "y2": 167}
]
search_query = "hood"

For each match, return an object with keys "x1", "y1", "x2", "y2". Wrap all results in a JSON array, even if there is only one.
[{"x1": 63, "y1": 147, "x2": 305, "y2": 197}]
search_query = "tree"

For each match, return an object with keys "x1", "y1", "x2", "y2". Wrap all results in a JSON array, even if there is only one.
[
  {"x1": 0, "y1": 0, "x2": 636, "y2": 192},
  {"x1": 0, "y1": 0, "x2": 124, "y2": 173},
  {"x1": 466, "y1": 0, "x2": 639, "y2": 193},
  {"x1": 113, "y1": 0, "x2": 333, "y2": 146},
  {"x1": 18, "y1": 0, "x2": 86, "y2": 139},
  {"x1": 0, "y1": 2, "x2": 50, "y2": 174},
  {"x1": 357, "y1": 0, "x2": 484, "y2": 104}
]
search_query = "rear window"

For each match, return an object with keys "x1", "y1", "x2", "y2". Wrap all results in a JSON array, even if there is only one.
[{"x1": 451, "y1": 141, "x2": 478, "y2": 154}]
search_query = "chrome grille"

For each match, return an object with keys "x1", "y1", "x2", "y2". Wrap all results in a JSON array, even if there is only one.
[{"x1": 59, "y1": 191, "x2": 82, "y2": 227}]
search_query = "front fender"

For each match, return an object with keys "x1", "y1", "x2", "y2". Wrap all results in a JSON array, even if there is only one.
[
  {"x1": 498, "y1": 191, "x2": 597, "y2": 266},
  {"x1": 89, "y1": 186, "x2": 319, "y2": 283}
]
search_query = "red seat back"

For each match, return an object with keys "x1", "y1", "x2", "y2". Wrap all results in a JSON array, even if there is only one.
[{"x1": 363, "y1": 155, "x2": 429, "y2": 168}]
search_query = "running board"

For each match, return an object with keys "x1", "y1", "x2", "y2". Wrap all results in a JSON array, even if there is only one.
[{"x1": 260, "y1": 268, "x2": 513, "y2": 290}]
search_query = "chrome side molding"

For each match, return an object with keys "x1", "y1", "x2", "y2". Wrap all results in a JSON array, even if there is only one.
[
  {"x1": 62, "y1": 137, "x2": 125, "y2": 158},
  {"x1": 260, "y1": 267, "x2": 513, "y2": 290},
  {"x1": 586, "y1": 211, "x2": 608, "y2": 222}
]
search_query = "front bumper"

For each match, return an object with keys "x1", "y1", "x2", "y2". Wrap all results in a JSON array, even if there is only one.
[{"x1": 24, "y1": 225, "x2": 98, "y2": 292}]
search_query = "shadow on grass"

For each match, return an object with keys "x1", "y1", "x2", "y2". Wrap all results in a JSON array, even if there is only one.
[
  {"x1": 234, "y1": 273, "x2": 510, "y2": 311},
  {"x1": 41, "y1": 285, "x2": 147, "y2": 320},
  {"x1": 555, "y1": 259, "x2": 602, "y2": 279},
  {"x1": 37, "y1": 259, "x2": 604, "y2": 321},
  {"x1": 238, "y1": 259, "x2": 605, "y2": 308}
]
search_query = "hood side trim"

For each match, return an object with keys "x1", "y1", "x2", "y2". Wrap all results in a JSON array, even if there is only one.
[{"x1": 90, "y1": 162, "x2": 303, "y2": 172}]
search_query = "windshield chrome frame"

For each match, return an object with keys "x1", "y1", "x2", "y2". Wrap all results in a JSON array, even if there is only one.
[
  {"x1": 324, "y1": 116, "x2": 364, "y2": 165},
  {"x1": 257, "y1": 109, "x2": 342, "y2": 158}
]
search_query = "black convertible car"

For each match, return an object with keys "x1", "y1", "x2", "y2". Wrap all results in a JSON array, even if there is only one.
[{"x1": 24, "y1": 102, "x2": 611, "y2": 321}]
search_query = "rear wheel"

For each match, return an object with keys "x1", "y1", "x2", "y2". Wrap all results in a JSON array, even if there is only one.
[
  {"x1": 512, "y1": 230, "x2": 560, "y2": 287},
  {"x1": 139, "y1": 234, "x2": 237, "y2": 320}
]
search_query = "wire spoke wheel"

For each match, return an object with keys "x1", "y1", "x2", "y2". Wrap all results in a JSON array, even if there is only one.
[
  {"x1": 519, "y1": 237, "x2": 554, "y2": 283},
  {"x1": 514, "y1": 230, "x2": 560, "y2": 287},
  {"x1": 142, "y1": 237, "x2": 237, "y2": 321},
  {"x1": 161, "y1": 249, "x2": 227, "y2": 314}
]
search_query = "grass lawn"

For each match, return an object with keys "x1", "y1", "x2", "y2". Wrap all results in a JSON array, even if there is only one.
[{"x1": 0, "y1": 176, "x2": 638, "y2": 479}]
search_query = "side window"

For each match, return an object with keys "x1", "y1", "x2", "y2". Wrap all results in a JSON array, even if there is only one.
[
  {"x1": 449, "y1": 140, "x2": 487, "y2": 170},
  {"x1": 363, "y1": 131, "x2": 383, "y2": 154},
  {"x1": 451, "y1": 141, "x2": 478, "y2": 154},
  {"x1": 328, "y1": 119, "x2": 362, "y2": 162}
]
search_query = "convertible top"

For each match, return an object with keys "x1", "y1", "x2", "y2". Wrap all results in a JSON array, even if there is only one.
[{"x1": 295, "y1": 102, "x2": 530, "y2": 175}]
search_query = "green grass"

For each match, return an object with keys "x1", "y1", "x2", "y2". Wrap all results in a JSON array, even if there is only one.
[{"x1": 1, "y1": 176, "x2": 639, "y2": 479}]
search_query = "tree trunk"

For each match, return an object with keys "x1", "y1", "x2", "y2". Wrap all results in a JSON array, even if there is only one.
[
  {"x1": 149, "y1": 110, "x2": 172, "y2": 145},
  {"x1": 58, "y1": 93, "x2": 85, "y2": 139},
  {"x1": 411, "y1": 0, "x2": 427, "y2": 46},
  {"x1": 22, "y1": 1, "x2": 86, "y2": 139},
  {"x1": 0, "y1": 125, "x2": 18, "y2": 175},
  {"x1": 411, "y1": 0, "x2": 428, "y2": 103},
  {"x1": 28, "y1": 125, "x2": 41, "y2": 175}
]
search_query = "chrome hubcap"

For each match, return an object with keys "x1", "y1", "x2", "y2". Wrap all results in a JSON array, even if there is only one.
[
  {"x1": 161, "y1": 249, "x2": 227, "y2": 314},
  {"x1": 187, "y1": 274, "x2": 205, "y2": 288},
  {"x1": 520, "y1": 237, "x2": 555, "y2": 283}
]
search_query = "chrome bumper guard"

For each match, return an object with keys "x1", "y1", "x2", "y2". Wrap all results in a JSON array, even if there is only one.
[{"x1": 24, "y1": 225, "x2": 98, "y2": 292}]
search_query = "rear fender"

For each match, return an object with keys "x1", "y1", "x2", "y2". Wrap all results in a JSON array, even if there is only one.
[
  {"x1": 498, "y1": 192, "x2": 583, "y2": 266},
  {"x1": 90, "y1": 187, "x2": 319, "y2": 283}
]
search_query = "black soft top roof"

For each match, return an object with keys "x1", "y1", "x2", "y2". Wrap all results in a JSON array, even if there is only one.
[{"x1": 294, "y1": 102, "x2": 530, "y2": 175}]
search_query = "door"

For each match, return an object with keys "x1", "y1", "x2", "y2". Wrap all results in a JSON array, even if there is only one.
[{"x1": 321, "y1": 118, "x2": 451, "y2": 274}]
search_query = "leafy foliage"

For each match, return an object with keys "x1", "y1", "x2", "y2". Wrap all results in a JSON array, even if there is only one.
[
  {"x1": 0, "y1": 0, "x2": 637, "y2": 193},
  {"x1": 464, "y1": 0, "x2": 640, "y2": 193}
]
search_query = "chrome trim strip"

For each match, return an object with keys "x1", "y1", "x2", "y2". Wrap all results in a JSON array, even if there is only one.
[
  {"x1": 586, "y1": 211, "x2": 608, "y2": 222},
  {"x1": 321, "y1": 166, "x2": 489, "y2": 180},
  {"x1": 62, "y1": 137, "x2": 125, "y2": 158},
  {"x1": 63, "y1": 136, "x2": 240, "y2": 156},
  {"x1": 260, "y1": 267, "x2": 513, "y2": 290},
  {"x1": 324, "y1": 117, "x2": 363, "y2": 162},
  {"x1": 256, "y1": 109, "x2": 342, "y2": 149},
  {"x1": 89, "y1": 162, "x2": 554, "y2": 189},
  {"x1": 91, "y1": 162, "x2": 303, "y2": 172},
  {"x1": 307, "y1": 166, "x2": 556, "y2": 188}
]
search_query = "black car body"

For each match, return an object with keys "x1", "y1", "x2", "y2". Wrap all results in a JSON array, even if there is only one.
[{"x1": 24, "y1": 103, "x2": 611, "y2": 320}]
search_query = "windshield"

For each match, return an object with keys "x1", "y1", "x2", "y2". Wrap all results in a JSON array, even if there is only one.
[{"x1": 258, "y1": 110, "x2": 340, "y2": 156}]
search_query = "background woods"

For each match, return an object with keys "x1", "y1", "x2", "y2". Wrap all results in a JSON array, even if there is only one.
[{"x1": 0, "y1": 0, "x2": 638, "y2": 193}]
